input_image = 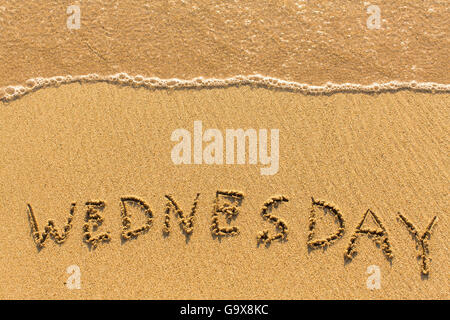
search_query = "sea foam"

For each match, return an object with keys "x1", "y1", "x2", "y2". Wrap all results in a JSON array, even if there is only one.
[{"x1": 1, "y1": 73, "x2": 449, "y2": 102}]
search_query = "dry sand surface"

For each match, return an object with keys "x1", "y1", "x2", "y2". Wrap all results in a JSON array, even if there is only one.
[{"x1": 0, "y1": 0, "x2": 449, "y2": 299}]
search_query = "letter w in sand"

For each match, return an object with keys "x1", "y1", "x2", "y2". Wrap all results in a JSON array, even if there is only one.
[{"x1": 26, "y1": 203, "x2": 76, "y2": 249}]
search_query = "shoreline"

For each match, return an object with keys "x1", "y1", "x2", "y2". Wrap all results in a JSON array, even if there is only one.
[{"x1": 1, "y1": 73, "x2": 450, "y2": 102}]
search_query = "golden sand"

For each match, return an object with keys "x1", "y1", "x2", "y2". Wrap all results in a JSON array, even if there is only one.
[
  {"x1": 0, "y1": 84, "x2": 448, "y2": 299},
  {"x1": 0, "y1": 0, "x2": 448, "y2": 300}
]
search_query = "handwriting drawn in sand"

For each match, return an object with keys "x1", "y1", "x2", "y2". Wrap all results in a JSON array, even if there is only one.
[
  {"x1": 397, "y1": 213, "x2": 438, "y2": 275},
  {"x1": 257, "y1": 195, "x2": 289, "y2": 246},
  {"x1": 83, "y1": 201, "x2": 111, "y2": 248},
  {"x1": 163, "y1": 193, "x2": 200, "y2": 238},
  {"x1": 307, "y1": 197, "x2": 345, "y2": 249},
  {"x1": 26, "y1": 193, "x2": 439, "y2": 276},
  {"x1": 344, "y1": 209, "x2": 394, "y2": 262},
  {"x1": 26, "y1": 202, "x2": 76, "y2": 249},
  {"x1": 120, "y1": 196, "x2": 153, "y2": 241},
  {"x1": 211, "y1": 190, "x2": 244, "y2": 237}
]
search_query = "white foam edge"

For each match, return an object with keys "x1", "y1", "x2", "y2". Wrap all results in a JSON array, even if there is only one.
[{"x1": 1, "y1": 73, "x2": 449, "y2": 101}]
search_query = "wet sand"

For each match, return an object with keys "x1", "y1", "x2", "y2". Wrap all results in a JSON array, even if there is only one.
[{"x1": 0, "y1": 84, "x2": 448, "y2": 299}]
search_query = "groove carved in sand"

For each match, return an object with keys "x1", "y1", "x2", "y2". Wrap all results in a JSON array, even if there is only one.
[
  {"x1": 211, "y1": 190, "x2": 244, "y2": 237},
  {"x1": 256, "y1": 195, "x2": 289, "y2": 246},
  {"x1": 307, "y1": 198, "x2": 345, "y2": 249},
  {"x1": 120, "y1": 196, "x2": 154, "y2": 241},
  {"x1": 26, "y1": 202, "x2": 76, "y2": 249},
  {"x1": 397, "y1": 213, "x2": 438, "y2": 275},
  {"x1": 25, "y1": 194, "x2": 442, "y2": 276},
  {"x1": 83, "y1": 200, "x2": 111, "y2": 248},
  {"x1": 345, "y1": 209, "x2": 394, "y2": 262},
  {"x1": 163, "y1": 193, "x2": 200, "y2": 238}
]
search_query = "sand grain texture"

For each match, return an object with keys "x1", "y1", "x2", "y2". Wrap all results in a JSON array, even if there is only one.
[
  {"x1": 0, "y1": 0, "x2": 449, "y2": 299},
  {"x1": 0, "y1": 84, "x2": 448, "y2": 299}
]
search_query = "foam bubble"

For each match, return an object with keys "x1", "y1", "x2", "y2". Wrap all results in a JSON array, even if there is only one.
[
  {"x1": 25, "y1": 79, "x2": 36, "y2": 88},
  {"x1": 5, "y1": 86, "x2": 16, "y2": 95}
]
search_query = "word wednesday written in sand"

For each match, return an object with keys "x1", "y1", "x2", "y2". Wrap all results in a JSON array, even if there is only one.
[{"x1": 26, "y1": 191, "x2": 437, "y2": 276}]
